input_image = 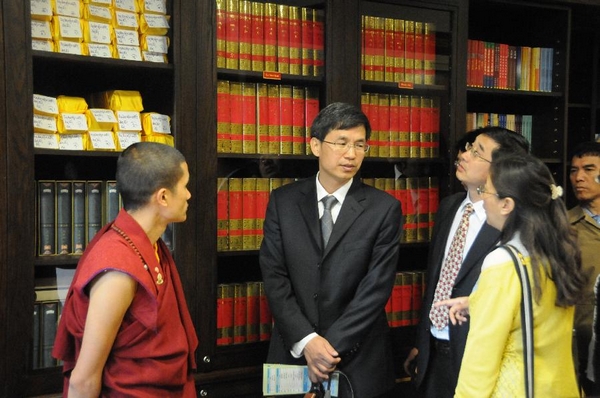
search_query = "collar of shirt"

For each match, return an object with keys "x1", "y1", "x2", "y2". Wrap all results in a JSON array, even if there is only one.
[
  {"x1": 582, "y1": 206, "x2": 600, "y2": 226},
  {"x1": 315, "y1": 173, "x2": 352, "y2": 222}
]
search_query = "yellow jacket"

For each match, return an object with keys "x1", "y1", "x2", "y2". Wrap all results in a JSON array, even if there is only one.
[{"x1": 455, "y1": 241, "x2": 579, "y2": 397}]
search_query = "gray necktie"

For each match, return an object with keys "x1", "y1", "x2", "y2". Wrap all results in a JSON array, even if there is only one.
[{"x1": 321, "y1": 195, "x2": 337, "y2": 246}]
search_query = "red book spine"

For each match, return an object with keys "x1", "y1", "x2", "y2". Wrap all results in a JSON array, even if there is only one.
[
  {"x1": 256, "y1": 83, "x2": 269, "y2": 154},
  {"x1": 409, "y1": 96, "x2": 421, "y2": 158},
  {"x1": 404, "y1": 177, "x2": 418, "y2": 242},
  {"x1": 362, "y1": 16, "x2": 376, "y2": 81},
  {"x1": 413, "y1": 21, "x2": 424, "y2": 85},
  {"x1": 423, "y1": 22, "x2": 436, "y2": 85},
  {"x1": 391, "y1": 273, "x2": 402, "y2": 327},
  {"x1": 304, "y1": 86, "x2": 319, "y2": 154},
  {"x1": 233, "y1": 283, "x2": 247, "y2": 344},
  {"x1": 398, "y1": 95, "x2": 410, "y2": 158},
  {"x1": 246, "y1": 282, "x2": 260, "y2": 343},
  {"x1": 263, "y1": 3, "x2": 277, "y2": 72},
  {"x1": 411, "y1": 272, "x2": 423, "y2": 325},
  {"x1": 228, "y1": 177, "x2": 243, "y2": 250},
  {"x1": 312, "y1": 9, "x2": 324, "y2": 76},
  {"x1": 384, "y1": 18, "x2": 395, "y2": 82},
  {"x1": 255, "y1": 178, "x2": 270, "y2": 248},
  {"x1": 242, "y1": 82, "x2": 257, "y2": 154},
  {"x1": 288, "y1": 6, "x2": 302, "y2": 75},
  {"x1": 292, "y1": 86, "x2": 305, "y2": 155},
  {"x1": 431, "y1": 98, "x2": 440, "y2": 158},
  {"x1": 267, "y1": 84, "x2": 280, "y2": 154},
  {"x1": 217, "y1": 178, "x2": 229, "y2": 252},
  {"x1": 404, "y1": 20, "x2": 415, "y2": 83},
  {"x1": 276, "y1": 4, "x2": 290, "y2": 74},
  {"x1": 400, "y1": 273, "x2": 412, "y2": 326},
  {"x1": 251, "y1": 2, "x2": 265, "y2": 72},
  {"x1": 216, "y1": 80, "x2": 231, "y2": 153},
  {"x1": 368, "y1": 93, "x2": 379, "y2": 157},
  {"x1": 229, "y1": 82, "x2": 243, "y2": 153},
  {"x1": 216, "y1": 0, "x2": 227, "y2": 68},
  {"x1": 242, "y1": 178, "x2": 257, "y2": 250},
  {"x1": 225, "y1": 0, "x2": 240, "y2": 70},
  {"x1": 300, "y1": 7, "x2": 314, "y2": 76},
  {"x1": 393, "y1": 19, "x2": 405, "y2": 82},
  {"x1": 419, "y1": 97, "x2": 432, "y2": 159},
  {"x1": 373, "y1": 16, "x2": 385, "y2": 81},
  {"x1": 279, "y1": 85, "x2": 293, "y2": 155},
  {"x1": 417, "y1": 177, "x2": 429, "y2": 242},
  {"x1": 238, "y1": 0, "x2": 252, "y2": 71},
  {"x1": 216, "y1": 284, "x2": 234, "y2": 346},
  {"x1": 378, "y1": 94, "x2": 390, "y2": 158}
]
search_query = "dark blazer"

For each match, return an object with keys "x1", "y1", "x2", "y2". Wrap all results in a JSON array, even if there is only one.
[
  {"x1": 414, "y1": 192, "x2": 501, "y2": 389},
  {"x1": 260, "y1": 177, "x2": 403, "y2": 398}
]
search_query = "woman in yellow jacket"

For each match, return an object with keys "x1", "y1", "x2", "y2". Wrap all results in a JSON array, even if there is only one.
[{"x1": 437, "y1": 151, "x2": 587, "y2": 397}]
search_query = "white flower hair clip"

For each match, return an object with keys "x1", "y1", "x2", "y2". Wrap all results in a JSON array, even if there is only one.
[{"x1": 550, "y1": 184, "x2": 563, "y2": 200}]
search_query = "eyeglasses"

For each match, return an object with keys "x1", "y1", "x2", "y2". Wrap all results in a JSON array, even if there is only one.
[
  {"x1": 476, "y1": 185, "x2": 499, "y2": 197},
  {"x1": 321, "y1": 139, "x2": 370, "y2": 153},
  {"x1": 465, "y1": 142, "x2": 492, "y2": 163}
]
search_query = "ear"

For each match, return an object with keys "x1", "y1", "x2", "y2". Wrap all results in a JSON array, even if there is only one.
[
  {"x1": 310, "y1": 137, "x2": 321, "y2": 157},
  {"x1": 155, "y1": 188, "x2": 168, "y2": 206},
  {"x1": 501, "y1": 197, "x2": 515, "y2": 216}
]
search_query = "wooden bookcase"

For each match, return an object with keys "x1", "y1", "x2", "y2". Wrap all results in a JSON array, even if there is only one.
[{"x1": 0, "y1": 0, "x2": 595, "y2": 397}]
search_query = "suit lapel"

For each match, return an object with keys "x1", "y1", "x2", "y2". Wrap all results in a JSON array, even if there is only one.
[
  {"x1": 298, "y1": 179, "x2": 321, "y2": 249},
  {"x1": 455, "y1": 222, "x2": 501, "y2": 284}
]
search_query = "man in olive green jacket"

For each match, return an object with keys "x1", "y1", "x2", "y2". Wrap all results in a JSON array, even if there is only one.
[{"x1": 568, "y1": 141, "x2": 600, "y2": 396}]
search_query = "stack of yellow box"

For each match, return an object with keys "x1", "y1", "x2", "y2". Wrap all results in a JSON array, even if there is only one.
[
  {"x1": 56, "y1": 95, "x2": 90, "y2": 150},
  {"x1": 141, "y1": 112, "x2": 174, "y2": 146},
  {"x1": 33, "y1": 94, "x2": 60, "y2": 149},
  {"x1": 82, "y1": 0, "x2": 115, "y2": 58},
  {"x1": 30, "y1": 0, "x2": 170, "y2": 63},
  {"x1": 139, "y1": 0, "x2": 170, "y2": 63},
  {"x1": 91, "y1": 90, "x2": 143, "y2": 150},
  {"x1": 30, "y1": 0, "x2": 54, "y2": 52},
  {"x1": 52, "y1": 0, "x2": 86, "y2": 55}
]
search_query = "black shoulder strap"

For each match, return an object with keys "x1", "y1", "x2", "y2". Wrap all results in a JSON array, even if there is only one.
[{"x1": 502, "y1": 244, "x2": 534, "y2": 398}]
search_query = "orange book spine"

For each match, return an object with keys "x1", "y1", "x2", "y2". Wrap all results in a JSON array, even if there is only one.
[
  {"x1": 255, "y1": 178, "x2": 270, "y2": 248},
  {"x1": 312, "y1": 9, "x2": 324, "y2": 76},
  {"x1": 216, "y1": 0, "x2": 227, "y2": 68},
  {"x1": 267, "y1": 84, "x2": 280, "y2": 154},
  {"x1": 276, "y1": 4, "x2": 290, "y2": 74},
  {"x1": 238, "y1": 0, "x2": 252, "y2": 71},
  {"x1": 251, "y1": 2, "x2": 265, "y2": 72},
  {"x1": 398, "y1": 95, "x2": 410, "y2": 158},
  {"x1": 259, "y1": 282, "x2": 272, "y2": 341},
  {"x1": 403, "y1": 20, "x2": 415, "y2": 83},
  {"x1": 228, "y1": 177, "x2": 243, "y2": 250},
  {"x1": 292, "y1": 85, "x2": 305, "y2": 155},
  {"x1": 233, "y1": 283, "x2": 247, "y2": 344},
  {"x1": 304, "y1": 86, "x2": 319, "y2": 155},
  {"x1": 368, "y1": 93, "x2": 379, "y2": 158},
  {"x1": 256, "y1": 83, "x2": 270, "y2": 154},
  {"x1": 217, "y1": 178, "x2": 229, "y2": 251},
  {"x1": 263, "y1": 3, "x2": 277, "y2": 72},
  {"x1": 216, "y1": 80, "x2": 231, "y2": 153},
  {"x1": 242, "y1": 82, "x2": 257, "y2": 154},
  {"x1": 288, "y1": 6, "x2": 301, "y2": 75},
  {"x1": 216, "y1": 284, "x2": 234, "y2": 346},
  {"x1": 413, "y1": 21, "x2": 424, "y2": 85},
  {"x1": 246, "y1": 281, "x2": 260, "y2": 343},
  {"x1": 393, "y1": 19, "x2": 405, "y2": 82},
  {"x1": 378, "y1": 93, "x2": 390, "y2": 158},
  {"x1": 424, "y1": 22, "x2": 436, "y2": 85},
  {"x1": 279, "y1": 85, "x2": 293, "y2": 155},
  {"x1": 242, "y1": 178, "x2": 257, "y2": 250},
  {"x1": 384, "y1": 18, "x2": 395, "y2": 82},
  {"x1": 389, "y1": 94, "x2": 400, "y2": 158},
  {"x1": 225, "y1": 0, "x2": 240, "y2": 70},
  {"x1": 409, "y1": 96, "x2": 421, "y2": 158},
  {"x1": 300, "y1": 7, "x2": 314, "y2": 76},
  {"x1": 229, "y1": 82, "x2": 243, "y2": 153}
]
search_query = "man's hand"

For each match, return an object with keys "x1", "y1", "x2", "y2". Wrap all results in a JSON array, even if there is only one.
[
  {"x1": 303, "y1": 335, "x2": 341, "y2": 383},
  {"x1": 403, "y1": 347, "x2": 418, "y2": 377},
  {"x1": 434, "y1": 296, "x2": 470, "y2": 325}
]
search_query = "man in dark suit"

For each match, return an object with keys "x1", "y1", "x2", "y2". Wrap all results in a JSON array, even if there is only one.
[
  {"x1": 260, "y1": 102, "x2": 403, "y2": 398},
  {"x1": 403, "y1": 126, "x2": 529, "y2": 398}
]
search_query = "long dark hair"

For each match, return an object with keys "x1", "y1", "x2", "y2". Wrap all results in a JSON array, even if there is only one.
[{"x1": 490, "y1": 151, "x2": 586, "y2": 306}]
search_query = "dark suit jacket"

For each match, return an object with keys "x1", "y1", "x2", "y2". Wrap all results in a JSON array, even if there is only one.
[
  {"x1": 259, "y1": 177, "x2": 403, "y2": 398},
  {"x1": 414, "y1": 192, "x2": 501, "y2": 389}
]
